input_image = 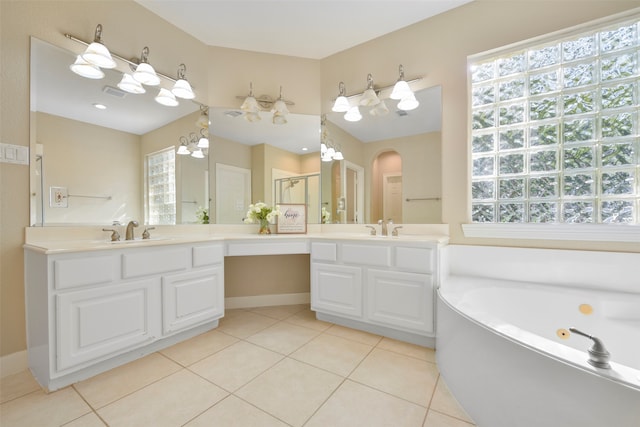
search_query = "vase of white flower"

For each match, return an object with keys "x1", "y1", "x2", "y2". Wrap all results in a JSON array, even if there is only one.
[{"x1": 244, "y1": 202, "x2": 280, "y2": 234}]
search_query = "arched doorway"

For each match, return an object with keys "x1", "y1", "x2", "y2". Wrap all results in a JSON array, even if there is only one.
[{"x1": 372, "y1": 151, "x2": 402, "y2": 223}]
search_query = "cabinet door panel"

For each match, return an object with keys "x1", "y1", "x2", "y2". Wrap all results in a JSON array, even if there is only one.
[
  {"x1": 311, "y1": 263, "x2": 362, "y2": 318},
  {"x1": 56, "y1": 278, "x2": 160, "y2": 372},
  {"x1": 367, "y1": 269, "x2": 434, "y2": 334},
  {"x1": 162, "y1": 267, "x2": 224, "y2": 334}
]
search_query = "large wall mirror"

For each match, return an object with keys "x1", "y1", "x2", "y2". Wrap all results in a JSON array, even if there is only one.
[
  {"x1": 29, "y1": 37, "x2": 322, "y2": 226},
  {"x1": 322, "y1": 85, "x2": 442, "y2": 224}
]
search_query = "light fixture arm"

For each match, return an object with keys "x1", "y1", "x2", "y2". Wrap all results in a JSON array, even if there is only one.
[
  {"x1": 139, "y1": 46, "x2": 150, "y2": 64},
  {"x1": 177, "y1": 63, "x2": 187, "y2": 80},
  {"x1": 397, "y1": 64, "x2": 406, "y2": 82},
  {"x1": 366, "y1": 74, "x2": 374, "y2": 90},
  {"x1": 93, "y1": 24, "x2": 104, "y2": 43},
  {"x1": 338, "y1": 81, "x2": 346, "y2": 96},
  {"x1": 335, "y1": 74, "x2": 421, "y2": 101}
]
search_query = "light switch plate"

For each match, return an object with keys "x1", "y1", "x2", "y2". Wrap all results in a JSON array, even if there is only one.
[
  {"x1": 0, "y1": 143, "x2": 29, "y2": 165},
  {"x1": 50, "y1": 186, "x2": 68, "y2": 208}
]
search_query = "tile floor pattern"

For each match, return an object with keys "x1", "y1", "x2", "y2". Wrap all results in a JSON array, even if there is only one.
[{"x1": 0, "y1": 305, "x2": 476, "y2": 427}]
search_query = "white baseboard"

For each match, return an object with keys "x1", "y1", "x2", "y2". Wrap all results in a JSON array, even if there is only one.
[
  {"x1": 225, "y1": 292, "x2": 310, "y2": 309},
  {"x1": 1, "y1": 350, "x2": 28, "y2": 378}
]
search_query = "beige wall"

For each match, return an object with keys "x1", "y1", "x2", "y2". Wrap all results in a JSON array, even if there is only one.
[
  {"x1": 2, "y1": 0, "x2": 639, "y2": 359},
  {"x1": 35, "y1": 112, "x2": 142, "y2": 225}
]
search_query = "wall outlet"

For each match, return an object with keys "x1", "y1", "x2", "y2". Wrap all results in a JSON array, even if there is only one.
[{"x1": 50, "y1": 186, "x2": 68, "y2": 208}]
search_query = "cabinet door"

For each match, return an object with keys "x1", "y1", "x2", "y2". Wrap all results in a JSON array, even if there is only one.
[
  {"x1": 162, "y1": 267, "x2": 224, "y2": 334},
  {"x1": 311, "y1": 263, "x2": 362, "y2": 318},
  {"x1": 56, "y1": 278, "x2": 160, "y2": 372},
  {"x1": 367, "y1": 269, "x2": 434, "y2": 334}
]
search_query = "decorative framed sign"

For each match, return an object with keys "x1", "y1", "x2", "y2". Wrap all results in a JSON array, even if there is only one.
[{"x1": 277, "y1": 204, "x2": 307, "y2": 234}]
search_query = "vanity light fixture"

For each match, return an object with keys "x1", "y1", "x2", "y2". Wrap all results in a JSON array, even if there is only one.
[
  {"x1": 177, "y1": 136, "x2": 190, "y2": 155},
  {"x1": 171, "y1": 64, "x2": 195, "y2": 99},
  {"x1": 117, "y1": 73, "x2": 146, "y2": 94},
  {"x1": 240, "y1": 82, "x2": 261, "y2": 122},
  {"x1": 80, "y1": 24, "x2": 117, "y2": 69},
  {"x1": 390, "y1": 64, "x2": 414, "y2": 100},
  {"x1": 177, "y1": 132, "x2": 208, "y2": 158},
  {"x1": 320, "y1": 114, "x2": 344, "y2": 161},
  {"x1": 272, "y1": 86, "x2": 289, "y2": 125},
  {"x1": 344, "y1": 105, "x2": 362, "y2": 122},
  {"x1": 331, "y1": 82, "x2": 350, "y2": 113},
  {"x1": 397, "y1": 91, "x2": 420, "y2": 111},
  {"x1": 195, "y1": 106, "x2": 210, "y2": 128},
  {"x1": 133, "y1": 47, "x2": 161, "y2": 86},
  {"x1": 359, "y1": 74, "x2": 380, "y2": 106},
  {"x1": 155, "y1": 88, "x2": 179, "y2": 107},
  {"x1": 70, "y1": 55, "x2": 105, "y2": 79},
  {"x1": 197, "y1": 129, "x2": 209, "y2": 148}
]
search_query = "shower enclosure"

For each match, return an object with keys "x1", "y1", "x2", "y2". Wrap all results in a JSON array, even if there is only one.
[{"x1": 273, "y1": 174, "x2": 321, "y2": 224}]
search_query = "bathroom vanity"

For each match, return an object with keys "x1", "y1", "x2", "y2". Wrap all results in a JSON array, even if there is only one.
[{"x1": 24, "y1": 229, "x2": 446, "y2": 390}]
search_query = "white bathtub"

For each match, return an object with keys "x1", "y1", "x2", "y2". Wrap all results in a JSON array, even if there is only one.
[{"x1": 437, "y1": 245, "x2": 640, "y2": 427}]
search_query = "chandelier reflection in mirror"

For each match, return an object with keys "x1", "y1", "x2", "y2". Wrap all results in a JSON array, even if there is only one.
[
  {"x1": 331, "y1": 65, "x2": 422, "y2": 122},
  {"x1": 177, "y1": 129, "x2": 208, "y2": 159},
  {"x1": 67, "y1": 24, "x2": 196, "y2": 107},
  {"x1": 320, "y1": 115, "x2": 343, "y2": 162},
  {"x1": 237, "y1": 83, "x2": 294, "y2": 124}
]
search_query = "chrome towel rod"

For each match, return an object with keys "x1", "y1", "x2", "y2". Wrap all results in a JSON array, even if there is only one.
[
  {"x1": 406, "y1": 197, "x2": 441, "y2": 202},
  {"x1": 68, "y1": 194, "x2": 112, "y2": 200}
]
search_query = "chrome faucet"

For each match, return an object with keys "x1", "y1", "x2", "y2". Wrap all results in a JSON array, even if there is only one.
[
  {"x1": 125, "y1": 220, "x2": 139, "y2": 240},
  {"x1": 569, "y1": 327, "x2": 611, "y2": 369},
  {"x1": 378, "y1": 219, "x2": 393, "y2": 236}
]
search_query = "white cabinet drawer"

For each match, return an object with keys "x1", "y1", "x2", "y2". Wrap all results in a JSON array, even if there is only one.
[
  {"x1": 122, "y1": 247, "x2": 188, "y2": 278},
  {"x1": 342, "y1": 244, "x2": 391, "y2": 267},
  {"x1": 192, "y1": 244, "x2": 224, "y2": 267},
  {"x1": 311, "y1": 242, "x2": 337, "y2": 262},
  {"x1": 395, "y1": 247, "x2": 434, "y2": 273},
  {"x1": 54, "y1": 255, "x2": 118, "y2": 290}
]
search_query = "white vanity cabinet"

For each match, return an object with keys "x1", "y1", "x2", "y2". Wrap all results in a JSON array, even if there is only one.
[
  {"x1": 311, "y1": 238, "x2": 440, "y2": 346},
  {"x1": 24, "y1": 241, "x2": 224, "y2": 391}
]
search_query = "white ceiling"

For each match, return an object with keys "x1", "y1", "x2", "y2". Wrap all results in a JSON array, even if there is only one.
[{"x1": 134, "y1": 0, "x2": 474, "y2": 60}]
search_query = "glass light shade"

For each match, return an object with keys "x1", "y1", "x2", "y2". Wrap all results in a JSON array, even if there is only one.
[
  {"x1": 321, "y1": 143, "x2": 328, "y2": 153},
  {"x1": 155, "y1": 88, "x2": 179, "y2": 107},
  {"x1": 273, "y1": 112, "x2": 287, "y2": 125},
  {"x1": 370, "y1": 100, "x2": 389, "y2": 116},
  {"x1": 390, "y1": 80, "x2": 412, "y2": 100},
  {"x1": 344, "y1": 106, "x2": 362, "y2": 122},
  {"x1": 117, "y1": 73, "x2": 145, "y2": 94},
  {"x1": 197, "y1": 137, "x2": 209, "y2": 148},
  {"x1": 272, "y1": 99, "x2": 289, "y2": 115},
  {"x1": 332, "y1": 95, "x2": 350, "y2": 113},
  {"x1": 133, "y1": 62, "x2": 161, "y2": 86},
  {"x1": 244, "y1": 111, "x2": 261, "y2": 122},
  {"x1": 321, "y1": 153, "x2": 333, "y2": 162},
  {"x1": 81, "y1": 42, "x2": 117, "y2": 69},
  {"x1": 191, "y1": 149, "x2": 205, "y2": 159},
  {"x1": 397, "y1": 93, "x2": 420, "y2": 111},
  {"x1": 70, "y1": 55, "x2": 105, "y2": 79},
  {"x1": 177, "y1": 145, "x2": 190, "y2": 155},
  {"x1": 171, "y1": 79, "x2": 195, "y2": 99},
  {"x1": 240, "y1": 96, "x2": 259, "y2": 113},
  {"x1": 359, "y1": 88, "x2": 380, "y2": 106},
  {"x1": 196, "y1": 113, "x2": 210, "y2": 129},
  {"x1": 333, "y1": 151, "x2": 344, "y2": 160}
]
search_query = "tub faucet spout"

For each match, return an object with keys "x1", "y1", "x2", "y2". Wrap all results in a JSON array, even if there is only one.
[
  {"x1": 569, "y1": 327, "x2": 611, "y2": 369},
  {"x1": 125, "y1": 220, "x2": 139, "y2": 240}
]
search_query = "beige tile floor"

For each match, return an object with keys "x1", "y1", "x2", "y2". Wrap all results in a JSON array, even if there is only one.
[{"x1": 0, "y1": 305, "x2": 476, "y2": 427}]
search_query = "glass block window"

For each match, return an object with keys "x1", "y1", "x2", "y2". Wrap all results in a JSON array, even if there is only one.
[
  {"x1": 145, "y1": 147, "x2": 176, "y2": 225},
  {"x1": 470, "y1": 16, "x2": 639, "y2": 224}
]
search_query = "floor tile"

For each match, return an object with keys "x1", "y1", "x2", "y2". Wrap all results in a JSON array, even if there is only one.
[
  {"x1": 62, "y1": 412, "x2": 107, "y2": 426},
  {"x1": 0, "y1": 387, "x2": 91, "y2": 427},
  {"x1": 189, "y1": 340, "x2": 283, "y2": 392},
  {"x1": 73, "y1": 352, "x2": 181, "y2": 409},
  {"x1": 290, "y1": 333, "x2": 373, "y2": 376},
  {"x1": 184, "y1": 395, "x2": 288, "y2": 426},
  {"x1": 235, "y1": 358, "x2": 343, "y2": 427},
  {"x1": 429, "y1": 377, "x2": 475, "y2": 424},
  {"x1": 423, "y1": 409, "x2": 475, "y2": 427},
  {"x1": 97, "y1": 369, "x2": 227, "y2": 427},
  {"x1": 377, "y1": 337, "x2": 436, "y2": 362},
  {"x1": 284, "y1": 308, "x2": 333, "y2": 331},
  {"x1": 160, "y1": 329, "x2": 239, "y2": 366},
  {"x1": 0, "y1": 370, "x2": 40, "y2": 404},
  {"x1": 248, "y1": 304, "x2": 308, "y2": 320},
  {"x1": 306, "y1": 379, "x2": 427, "y2": 427},
  {"x1": 246, "y1": 321, "x2": 320, "y2": 354},
  {"x1": 217, "y1": 311, "x2": 279, "y2": 338},
  {"x1": 324, "y1": 324, "x2": 383, "y2": 346},
  {"x1": 349, "y1": 348, "x2": 439, "y2": 406}
]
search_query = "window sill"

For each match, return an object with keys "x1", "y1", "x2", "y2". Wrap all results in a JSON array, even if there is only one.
[{"x1": 462, "y1": 223, "x2": 640, "y2": 243}]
